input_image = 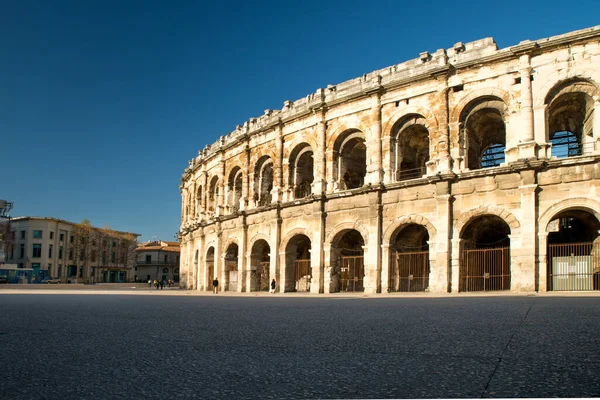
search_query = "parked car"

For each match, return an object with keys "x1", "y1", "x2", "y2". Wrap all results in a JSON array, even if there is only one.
[
  {"x1": 0, "y1": 277, "x2": 10, "y2": 284},
  {"x1": 42, "y1": 278, "x2": 61, "y2": 284}
]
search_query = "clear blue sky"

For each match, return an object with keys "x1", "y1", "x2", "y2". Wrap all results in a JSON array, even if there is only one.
[{"x1": 2, "y1": 0, "x2": 598, "y2": 242}]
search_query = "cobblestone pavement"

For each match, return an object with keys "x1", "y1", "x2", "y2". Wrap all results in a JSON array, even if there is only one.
[{"x1": 2, "y1": 294, "x2": 600, "y2": 399}]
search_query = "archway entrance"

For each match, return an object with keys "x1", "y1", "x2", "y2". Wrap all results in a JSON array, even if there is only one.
[
  {"x1": 224, "y1": 243, "x2": 238, "y2": 292},
  {"x1": 460, "y1": 215, "x2": 511, "y2": 292},
  {"x1": 250, "y1": 240, "x2": 270, "y2": 291},
  {"x1": 331, "y1": 230, "x2": 365, "y2": 292},
  {"x1": 284, "y1": 235, "x2": 311, "y2": 292},
  {"x1": 206, "y1": 247, "x2": 215, "y2": 291},
  {"x1": 547, "y1": 209, "x2": 600, "y2": 291},
  {"x1": 389, "y1": 224, "x2": 430, "y2": 292}
]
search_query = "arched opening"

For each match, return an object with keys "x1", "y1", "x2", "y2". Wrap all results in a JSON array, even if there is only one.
[
  {"x1": 284, "y1": 234, "x2": 311, "y2": 292},
  {"x1": 254, "y1": 156, "x2": 273, "y2": 206},
  {"x1": 392, "y1": 115, "x2": 430, "y2": 181},
  {"x1": 460, "y1": 97, "x2": 507, "y2": 170},
  {"x1": 174, "y1": 267, "x2": 180, "y2": 283},
  {"x1": 389, "y1": 224, "x2": 430, "y2": 292},
  {"x1": 330, "y1": 229, "x2": 365, "y2": 292},
  {"x1": 546, "y1": 80, "x2": 597, "y2": 158},
  {"x1": 205, "y1": 247, "x2": 215, "y2": 291},
  {"x1": 546, "y1": 209, "x2": 600, "y2": 291},
  {"x1": 227, "y1": 167, "x2": 243, "y2": 213},
  {"x1": 250, "y1": 239, "x2": 270, "y2": 292},
  {"x1": 460, "y1": 215, "x2": 511, "y2": 292},
  {"x1": 289, "y1": 144, "x2": 314, "y2": 199},
  {"x1": 224, "y1": 243, "x2": 239, "y2": 292},
  {"x1": 335, "y1": 130, "x2": 366, "y2": 190},
  {"x1": 207, "y1": 176, "x2": 219, "y2": 213}
]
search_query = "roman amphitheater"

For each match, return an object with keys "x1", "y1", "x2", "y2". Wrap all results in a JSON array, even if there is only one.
[{"x1": 179, "y1": 25, "x2": 600, "y2": 294}]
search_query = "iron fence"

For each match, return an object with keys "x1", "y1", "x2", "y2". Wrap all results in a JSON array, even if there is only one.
[
  {"x1": 547, "y1": 242, "x2": 600, "y2": 291},
  {"x1": 389, "y1": 250, "x2": 429, "y2": 292},
  {"x1": 340, "y1": 256, "x2": 364, "y2": 292},
  {"x1": 460, "y1": 247, "x2": 510, "y2": 292}
]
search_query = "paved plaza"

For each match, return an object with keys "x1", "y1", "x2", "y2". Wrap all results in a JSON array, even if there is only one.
[{"x1": 2, "y1": 293, "x2": 600, "y2": 399}]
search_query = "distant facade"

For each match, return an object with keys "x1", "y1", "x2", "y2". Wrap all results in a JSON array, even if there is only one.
[
  {"x1": 135, "y1": 240, "x2": 180, "y2": 282},
  {"x1": 4, "y1": 217, "x2": 140, "y2": 283},
  {"x1": 179, "y1": 26, "x2": 600, "y2": 294}
]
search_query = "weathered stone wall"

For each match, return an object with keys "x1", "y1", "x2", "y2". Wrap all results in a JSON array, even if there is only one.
[{"x1": 179, "y1": 26, "x2": 600, "y2": 294}]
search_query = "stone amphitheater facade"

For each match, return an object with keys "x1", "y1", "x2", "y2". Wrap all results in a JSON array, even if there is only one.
[{"x1": 179, "y1": 25, "x2": 600, "y2": 294}]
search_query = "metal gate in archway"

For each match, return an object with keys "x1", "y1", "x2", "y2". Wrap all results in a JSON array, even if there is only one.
[
  {"x1": 340, "y1": 256, "x2": 364, "y2": 292},
  {"x1": 547, "y1": 242, "x2": 600, "y2": 291},
  {"x1": 226, "y1": 261, "x2": 238, "y2": 291},
  {"x1": 460, "y1": 247, "x2": 510, "y2": 292},
  {"x1": 256, "y1": 261, "x2": 270, "y2": 291},
  {"x1": 389, "y1": 251, "x2": 429, "y2": 292},
  {"x1": 294, "y1": 259, "x2": 311, "y2": 292}
]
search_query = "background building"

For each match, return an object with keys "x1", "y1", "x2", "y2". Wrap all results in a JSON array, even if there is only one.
[
  {"x1": 5, "y1": 217, "x2": 139, "y2": 283},
  {"x1": 135, "y1": 240, "x2": 180, "y2": 282}
]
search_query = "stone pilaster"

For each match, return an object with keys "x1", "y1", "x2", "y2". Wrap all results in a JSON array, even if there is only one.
[
  {"x1": 432, "y1": 189, "x2": 452, "y2": 293},
  {"x1": 312, "y1": 108, "x2": 327, "y2": 194},
  {"x1": 515, "y1": 183, "x2": 537, "y2": 292},
  {"x1": 271, "y1": 123, "x2": 284, "y2": 203},
  {"x1": 366, "y1": 94, "x2": 383, "y2": 185},
  {"x1": 517, "y1": 55, "x2": 537, "y2": 159}
]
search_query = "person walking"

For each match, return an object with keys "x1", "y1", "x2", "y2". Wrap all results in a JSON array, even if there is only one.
[
  {"x1": 212, "y1": 277, "x2": 219, "y2": 294},
  {"x1": 270, "y1": 279, "x2": 276, "y2": 294},
  {"x1": 147, "y1": 279, "x2": 152, "y2": 288}
]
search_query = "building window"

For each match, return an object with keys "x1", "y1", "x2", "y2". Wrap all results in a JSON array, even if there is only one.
[
  {"x1": 59, "y1": 246, "x2": 63, "y2": 260},
  {"x1": 91, "y1": 250, "x2": 96, "y2": 262},
  {"x1": 58, "y1": 265, "x2": 62, "y2": 277},
  {"x1": 50, "y1": 231, "x2": 54, "y2": 240},
  {"x1": 164, "y1": 255, "x2": 168, "y2": 263},
  {"x1": 112, "y1": 241, "x2": 116, "y2": 248},
  {"x1": 146, "y1": 255, "x2": 151, "y2": 264},
  {"x1": 20, "y1": 231, "x2": 25, "y2": 239},
  {"x1": 32, "y1": 244, "x2": 42, "y2": 258},
  {"x1": 48, "y1": 263, "x2": 52, "y2": 274},
  {"x1": 59, "y1": 233, "x2": 64, "y2": 241},
  {"x1": 68, "y1": 249, "x2": 73, "y2": 260},
  {"x1": 79, "y1": 266, "x2": 83, "y2": 278},
  {"x1": 111, "y1": 252, "x2": 116, "y2": 263},
  {"x1": 19, "y1": 244, "x2": 25, "y2": 259},
  {"x1": 70, "y1": 235, "x2": 74, "y2": 243},
  {"x1": 48, "y1": 244, "x2": 53, "y2": 258},
  {"x1": 33, "y1": 230, "x2": 42, "y2": 239}
]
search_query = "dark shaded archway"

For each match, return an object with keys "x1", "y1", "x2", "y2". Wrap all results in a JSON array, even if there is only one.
[
  {"x1": 284, "y1": 234, "x2": 311, "y2": 292},
  {"x1": 389, "y1": 224, "x2": 430, "y2": 292},
  {"x1": 460, "y1": 215, "x2": 511, "y2": 292},
  {"x1": 547, "y1": 209, "x2": 600, "y2": 291},
  {"x1": 250, "y1": 239, "x2": 270, "y2": 291}
]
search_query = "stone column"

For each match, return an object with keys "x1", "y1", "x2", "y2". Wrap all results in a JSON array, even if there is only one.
[
  {"x1": 323, "y1": 243, "x2": 332, "y2": 294},
  {"x1": 216, "y1": 160, "x2": 225, "y2": 216},
  {"x1": 326, "y1": 150, "x2": 338, "y2": 191},
  {"x1": 274, "y1": 217, "x2": 282, "y2": 292},
  {"x1": 436, "y1": 88, "x2": 452, "y2": 173},
  {"x1": 380, "y1": 244, "x2": 390, "y2": 293},
  {"x1": 312, "y1": 108, "x2": 327, "y2": 194},
  {"x1": 448, "y1": 122, "x2": 463, "y2": 172},
  {"x1": 238, "y1": 221, "x2": 247, "y2": 293},
  {"x1": 272, "y1": 123, "x2": 284, "y2": 203},
  {"x1": 533, "y1": 105, "x2": 551, "y2": 158},
  {"x1": 537, "y1": 233, "x2": 548, "y2": 292},
  {"x1": 311, "y1": 203, "x2": 325, "y2": 294},
  {"x1": 431, "y1": 191, "x2": 452, "y2": 293},
  {"x1": 518, "y1": 56, "x2": 537, "y2": 159},
  {"x1": 516, "y1": 183, "x2": 538, "y2": 292},
  {"x1": 450, "y1": 238, "x2": 462, "y2": 292},
  {"x1": 242, "y1": 146, "x2": 250, "y2": 211},
  {"x1": 593, "y1": 97, "x2": 600, "y2": 153},
  {"x1": 366, "y1": 95, "x2": 383, "y2": 185},
  {"x1": 196, "y1": 233, "x2": 205, "y2": 290}
]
